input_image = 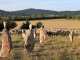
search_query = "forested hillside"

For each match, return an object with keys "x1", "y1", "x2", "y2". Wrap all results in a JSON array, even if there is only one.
[{"x1": 0, "y1": 8, "x2": 80, "y2": 20}]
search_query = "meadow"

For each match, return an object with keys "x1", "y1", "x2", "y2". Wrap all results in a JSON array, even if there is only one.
[
  {"x1": 1, "y1": 34, "x2": 80, "y2": 60},
  {"x1": 16, "y1": 19, "x2": 80, "y2": 29},
  {"x1": 0, "y1": 19, "x2": 80, "y2": 60}
]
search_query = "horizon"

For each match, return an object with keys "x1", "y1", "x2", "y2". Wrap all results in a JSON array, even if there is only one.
[
  {"x1": 0, "y1": 8, "x2": 80, "y2": 12},
  {"x1": 0, "y1": 0, "x2": 80, "y2": 11}
]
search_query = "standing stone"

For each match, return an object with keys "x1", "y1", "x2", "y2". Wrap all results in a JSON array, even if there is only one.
[
  {"x1": 34, "y1": 29, "x2": 36, "y2": 39},
  {"x1": 25, "y1": 29, "x2": 35, "y2": 52},
  {"x1": 69, "y1": 30, "x2": 73, "y2": 42},
  {"x1": 22, "y1": 30, "x2": 27, "y2": 45},
  {"x1": 0, "y1": 29, "x2": 12, "y2": 57},
  {"x1": 3, "y1": 21, "x2": 6, "y2": 29},
  {"x1": 39, "y1": 26, "x2": 46, "y2": 44},
  {"x1": 22, "y1": 24, "x2": 35, "y2": 53}
]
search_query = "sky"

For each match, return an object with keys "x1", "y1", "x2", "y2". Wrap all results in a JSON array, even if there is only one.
[{"x1": 0, "y1": 0, "x2": 80, "y2": 11}]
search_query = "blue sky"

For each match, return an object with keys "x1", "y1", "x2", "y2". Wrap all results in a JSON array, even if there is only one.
[{"x1": 0, "y1": 0, "x2": 80, "y2": 11}]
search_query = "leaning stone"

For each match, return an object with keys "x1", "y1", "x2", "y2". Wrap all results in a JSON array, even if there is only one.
[{"x1": 0, "y1": 29, "x2": 12, "y2": 57}]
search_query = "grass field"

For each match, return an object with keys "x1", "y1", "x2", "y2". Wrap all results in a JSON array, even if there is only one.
[
  {"x1": 0, "y1": 19, "x2": 80, "y2": 60},
  {"x1": 16, "y1": 19, "x2": 80, "y2": 29},
  {"x1": 1, "y1": 34, "x2": 80, "y2": 60}
]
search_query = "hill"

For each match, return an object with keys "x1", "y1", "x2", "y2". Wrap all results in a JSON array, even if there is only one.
[
  {"x1": 0, "y1": 8, "x2": 80, "y2": 20},
  {"x1": 0, "y1": 8, "x2": 80, "y2": 16},
  {"x1": 0, "y1": 8, "x2": 59, "y2": 16}
]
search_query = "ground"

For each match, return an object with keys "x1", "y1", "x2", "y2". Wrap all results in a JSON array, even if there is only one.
[
  {"x1": 16, "y1": 19, "x2": 80, "y2": 29},
  {"x1": 0, "y1": 33, "x2": 80, "y2": 60},
  {"x1": 0, "y1": 19, "x2": 80, "y2": 60}
]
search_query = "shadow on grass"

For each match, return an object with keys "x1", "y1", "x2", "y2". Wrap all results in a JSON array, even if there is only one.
[{"x1": 13, "y1": 45, "x2": 24, "y2": 48}]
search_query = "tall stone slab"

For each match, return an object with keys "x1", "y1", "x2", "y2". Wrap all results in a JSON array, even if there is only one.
[
  {"x1": 0, "y1": 29, "x2": 12, "y2": 57},
  {"x1": 39, "y1": 27, "x2": 46, "y2": 44},
  {"x1": 69, "y1": 30, "x2": 73, "y2": 42},
  {"x1": 22, "y1": 24, "x2": 35, "y2": 53}
]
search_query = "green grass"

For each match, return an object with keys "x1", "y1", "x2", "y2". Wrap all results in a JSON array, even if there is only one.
[{"x1": 0, "y1": 34, "x2": 80, "y2": 60}]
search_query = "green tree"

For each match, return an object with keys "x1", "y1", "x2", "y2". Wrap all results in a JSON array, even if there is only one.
[{"x1": 36, "y1": 22, "x2": 43, "y2": 28}]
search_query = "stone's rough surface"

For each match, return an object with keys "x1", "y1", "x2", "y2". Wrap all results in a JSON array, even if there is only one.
[
  {"x1": 22, "y1": 30, "x2": 27, "y2": 45},
  {"x1": 69, "y1": 31, "x2": 73, "y2": 42},
  {"x1": 0, "y1": 29, "x2": 12, "y2": 57},
  {"x1": 39, "y1": 27, "x2": 46, "y2": 44},
  {"x1": 22, "y1": 29, "x2": 35, "y2": 53},
  {"x1": 3, "y1": 21, "x2": 6, "y2": 28},
  {"x1": 22, "y1": 24, "x2": 35, "y2": 53},
  {"x1": 25, "y1": 29, "x2": 35, "y2": 52}
]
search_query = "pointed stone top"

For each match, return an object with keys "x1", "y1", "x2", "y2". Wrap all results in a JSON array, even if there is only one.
[
  {"x1": 3, "y1": 21, "x2": 6, "y2": 29},
  {"x1": 29, "y1": 24, "x2": 32, "y2": 30}
]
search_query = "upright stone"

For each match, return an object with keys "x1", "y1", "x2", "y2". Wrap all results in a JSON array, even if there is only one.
[
  {"x1": 22, "y1": 24, "x2": 35, "y2": 53},
  {"x1": 69, "y1": 30, "x2": 73, "y2": 42},
  {"x1": 0, "y1": 21, "x2": 12, "y2": 57},
  {"x1": 39, "y1": 26, "x2": 46, "y2": 44},
  {"x1": 25, "y1": 29, "x2": 35, "y2": 52}
]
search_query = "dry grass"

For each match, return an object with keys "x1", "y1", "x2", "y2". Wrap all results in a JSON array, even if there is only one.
[
  {"x1": 0, "y1": 34, "x2": 80, "y2": 60},
  {"x1": 16, "y1": 19, "x2": 80, "y2": 29},
  {"x1": 0, "y1": 19, "x2": 80, "y2": 60}
]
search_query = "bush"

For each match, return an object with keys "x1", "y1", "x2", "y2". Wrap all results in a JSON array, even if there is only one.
[
  {"x1": 32, "y1": 25, "x2": 36, "y2": 29},
  {"x1": 0, "y1": 22, "x2": 4, "y2": 31},
  {"x1": 20, "y1": 20, "x2": 37, "y2": 29},
  {"x1": 6, "y1": 21, "x2": 17, "y2": 30},
  {"x1": 20, "y1": 20, "x2": 44, "y2": 29},
  {"x1": 36, "y1": 22, "x2": 43, "y2": 28},
  {"x1": 20, "y1": 20, "x2": 30, "y2": 29},
  {"x1": 0, "y1": 21, "x2": 17, "y2": 31},
  {"x1": 20, "y1": 23, "x2": 29, "y2": 29}
]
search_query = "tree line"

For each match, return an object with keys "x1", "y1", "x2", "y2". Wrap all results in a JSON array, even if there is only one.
[{"x1": 0, "y1": 8, "x2": 80, "y2": 21}]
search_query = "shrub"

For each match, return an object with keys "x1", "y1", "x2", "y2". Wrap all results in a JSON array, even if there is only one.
[
  {"x1": 6, "y1": 21, "x2": 17, "y2": 30},
  {"x1": 20, "y1": 20, "x2": 37, "y2": 29},
  {"x1": 32, "y1": 25, "x2": 36, "y2": 29},
  {"x1": 0, "y1": 21, "x2": 17, "y2": 31},
  {"x1": 0, "y1": 22, "x2": 4, "y2": 31},
  {"x1": 36, "y1": 21, "x2": 43, "y2": 28},
  {"x1": 20, "y1": 20, "x2": 30, "y2": 29}
]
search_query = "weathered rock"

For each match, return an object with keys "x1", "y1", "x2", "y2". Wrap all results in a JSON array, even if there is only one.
[
  {"x1": 69, "y1": 31, "x2": 73, "y2": 42},
  {"x1": 39, "y1": 27, "x2": 46, "y2": 44},
  {"x1": 0, "y1": 29, "x2": 12, "y2": 57},
  {"x1": 25, "y1": 29, "x2": 35, "y2": 52},
  {"x1": 22, "y1": 24, "x2": 35, "y2": 53},
  {"x1": 22, "y1": 30, "x2": 27, "y2": 45}
]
